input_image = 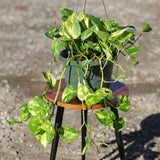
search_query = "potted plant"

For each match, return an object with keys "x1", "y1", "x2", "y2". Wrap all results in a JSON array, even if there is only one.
[{"x1": 9, "y1": 7, "x2": 151, "y2": 155}]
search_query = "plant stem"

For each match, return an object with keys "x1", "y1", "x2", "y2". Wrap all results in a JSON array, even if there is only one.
[
  {"x1": 49, "y1": 54, "x2": 81, "y2": 120},
  {"x1": 96, "y1": 56, "x2": 104, "y2": 88},
  {"x1": 50, "y1": 53, "x2": 60, "y2": 73}
]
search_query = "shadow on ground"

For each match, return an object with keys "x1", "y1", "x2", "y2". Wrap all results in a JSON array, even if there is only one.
[{"x1": 100, "y1": 113, "x2": 160, "y2": 160}]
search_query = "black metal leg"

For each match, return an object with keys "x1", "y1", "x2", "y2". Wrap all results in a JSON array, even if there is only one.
[
  {"x1": 50, "y1": 106, "x2": 64, "y2": 160},
  {"x1": 81, "y1": 109, "x2": 88, "y2": 160},
  {"x1": 111, "y1": 107, "x2": 126, "y2": 160}
]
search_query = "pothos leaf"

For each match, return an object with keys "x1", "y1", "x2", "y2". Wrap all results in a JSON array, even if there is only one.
[
  {"x1": 95, "y1": 88, "x2": 114, "y2": 100},
  {"x1": 29, "y1": 116, "x2": 43, "y2": 134},
  {"x1": 9, "y1": 115, "x2": 15, "y2": 125},
  {"x1": 43, "y1": 72, "x2": 57, "y2": 90},
  {"x1": 20, "y1": 103, "x2": 30, "y2": 122},
  {"x1": 51, "y1": 38, "x2": 64, "y2": 53},
  {"x1": 57, "y1": 127, "x2": 79, "y2": 142},
  {"x1": 86, "y1": 93, "x2": 101, "y2": 107},
  {"x1": 58, "y1": 8, "x2": 74, "y2": 17},
  {"x1": 81, "y1": 25, "x2": 96, "y2": 41},
  {"x1": 78, "y1": 60, "x2": 91, "y2": 69},
  {"x1": 117, "y1": 95, "x2": 130, "y2": 112},
  {"x1": 130, "y1": 56, "x2": 139, "y2": 66},
  {"x1": 126, "y1": 46, "x2": 143, "y2": 56},
  {"x1": 65, "y1": 13, "x2": 81, "y2": 39},
  {"x1": 36, "y1": 120, "x2": 55, "y2": 148},
  {"x1": 114, "y1": 117, "x2": 125, "y2": 132},
  {"x1": 77, "y1": 83, "x2": 90, "y2": 101},
  {"x1": 62, "y1": 85, "x2": 76, "y2": 102},
  {"x1": 45, "y1": 22, "x2": 57, "y2": 40},
  {"x1": 28, "y1": 95, "x2": 49, "y2": 119},
  {"x1": 95, "y1": 109, "x2": 116, "y2": 126},
  {"x1": 142, "y1": 23, "x2": 152, "y2": 32}
]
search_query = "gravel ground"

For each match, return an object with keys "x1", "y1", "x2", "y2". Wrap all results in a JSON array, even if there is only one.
[{"x1": 0, "y1": 0, "x2": 160, "y2": 160}]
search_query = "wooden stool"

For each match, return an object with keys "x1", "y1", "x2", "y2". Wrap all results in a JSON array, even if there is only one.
[{"x1": 45, "y1": 79, "x2": 128, "y2": 160}]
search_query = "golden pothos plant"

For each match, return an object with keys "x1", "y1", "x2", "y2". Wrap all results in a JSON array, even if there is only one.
[{"x1": 9, "y1": 7, "x2": 151, "y2": 154}]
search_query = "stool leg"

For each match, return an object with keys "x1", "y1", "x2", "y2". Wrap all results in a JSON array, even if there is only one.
[
  {"x1": 50, "y1": 106, "x2": 64, "y2": 160},
  {"x1": 81, "y1": 109, "x2": 88, "y2": 160},
  {"x1": 111, "y1": 107, "x2": 126, "y2": 160}
]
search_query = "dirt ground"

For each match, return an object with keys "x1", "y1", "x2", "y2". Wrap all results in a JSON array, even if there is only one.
[{"x1": 0, "y1": 0, "x2": 160, "y2": 160}]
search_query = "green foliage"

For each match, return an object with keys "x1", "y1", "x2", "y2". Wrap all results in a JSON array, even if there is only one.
[
  {"x1": 9, "y1": 115, "x2": 16, "y2": 125},
  {"x1": 9, "y1": 7, "x2": 152, "y2": 155},
  {"x1": 62, "y1": 85, "x2": 76, "y2": 102},
  {"x1": 117, "y1": 95, "x2": 130, "y2": 112},
  {"x1": 142, "y1": 23, "x2": 152, "y2": 32},
  {"x1": 28, "y1": 95, "x2": 49, "y2": 119},
  {"x1": 78, "y1": 60, "x2": 91, "y2": 69},
  {"x1": 126, "y1": 46, "x2": 143, "y2": 56},
  {"x1": 20, "y1": 103, "x2": 31, "y2": 122},
  {"x1": 95, "y1": 109, "x2": 116, "y2": 126},
  {"x1": 43, "y1": 72, "x2": 57, "y2": 90},
  {"x1": 57, "y1": 127, "x2": 79, "y2": 142},
  {"x1": 65, "y1": 13, "x2": 81, "y2": 39},
  {"x1": 114, "y1": 117, "x2": 125, "y2": 132},
  {"x1": 29, "y1": 116, "x2": 43, "y2": 134},
  {"x1": 77, "y1": 83, "x2": 90, "y2": 101},
  {"x1": 36, "y1": 120, "x2": 55, "y2": 148}
]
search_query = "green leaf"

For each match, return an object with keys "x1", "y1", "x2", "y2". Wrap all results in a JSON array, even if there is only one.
[
  {"x1": 142, "y1": 23, "x2": 152, "y2": 32},
  {"x1": 20, "y1": 103, "x2": 29, "y2": 112},
  {"x1": 86, "y1": 93, "x2": 101, "y2": 107},
  {"x1": 130, "y1": 56, "x2": 139, "y2": 66},
  {"x1": 77, "y1": 84, "x2": 90, "y2": 101},
  {"x1": 58, "y1": 8, "x2": 74, "y2": 17},
  {"x1": 117, "y1": 95, "x2": 130, "y2": 112},
  {"x1": 62, "y1": 85, "x2": 76, "y2": 102},
  {"x1": 45, "y1": 22, "x2": 57, "y2": 39},
  {"x1": 115, "y1": 31, "x2": 133, "y2": 42},
  {"x1": 95, "y1": 109, "x2": 116, "y2": 126},
  {"x1": 112, "y1": 73, "x2": 128, "y2": 79},
  {"x1": 59, "y1": 20, "x2": 72, "y2": 40},
  {"x1": 36, "y1": 129, "x2": 55, "y2": 148},
  {"x1": 103, "y1": 20, "x2": 119, "y2": 32},
  {"x1": 28, "y1": 95, "x2": 49, "y2": 119},
  {"x1": 20, "y1": 103, "x2": 30, "y2": 122},
  {"x1": 57, "y1": 127, "x2": 79, "y2": 142},
  {"x1": 83, "y1": 41, "x2": 101, "y2": 52},
  {"x1": 95, "y1": 31, "x2": 109, "y2": 42},
  {"x1": 114, "y1": 117, "x2": 125, "y2": 132},
  {"x1": 43, "y1": 72, "x2": 57, "y2": 90},
  {"x1": 78, "y1": 60, "x2": 91, "y2": 69},
  {"x1": 82, "y1": 137, "x2": 91, "y2": 155},
  {"x1": 78, "y1": 11, "x2": 86, "y2": 22},
  {"x1": 9, "y1": 115, "x2": 15, "y2": 125},
  {"x1": 86, "y1": 14, "x2": 103, "y2": 30},
  {"x1": 95, "y1": 88, "x2": 113, "y2": 100},
  {"x1": 81, "y1": 25, "x2": 96, "y2": 41},
  {"x1": 29, "y1": 116, "x2": 43, "y2": 134},
  {"x1": 65, "y1": 13, "x2": 81, "y2": 39},
  {"x1": 126, "y1": 46, "x2": 143, "y2": 56},
  {"x1": 51, "y1": 38, "x2": 64, "y2": 53},
  {"x1": 41, "y1": 120, "x2": 52, "y2": 131},
  {"x1": 35, "y1": 120, "x2": 55, "y2": 148},
  {"x1": 21, "y1": 112, "x2": 30, "y2": 122},
  {"x1": 109, "y1": 28, "x2": 128, "y2": 40}
]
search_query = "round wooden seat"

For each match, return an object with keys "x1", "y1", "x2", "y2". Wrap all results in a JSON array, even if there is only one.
[{"x1": 45, "y1": 79, "x2": 129, "y2": 110}]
